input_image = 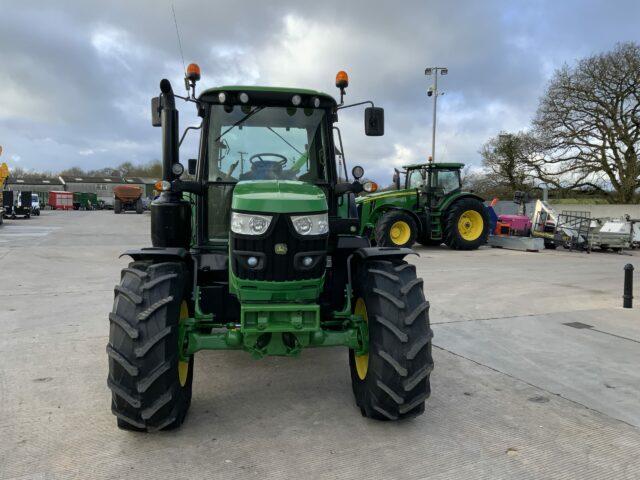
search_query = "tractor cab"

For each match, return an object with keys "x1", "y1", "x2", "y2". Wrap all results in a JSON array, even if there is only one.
[{"x1": 398, "y1": 162, "x2": 463, "y2": 199}]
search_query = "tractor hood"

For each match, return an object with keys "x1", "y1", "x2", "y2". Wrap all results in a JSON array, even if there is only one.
[
  {"x1": 231, "y1": 180, "x2": 327, "y2": 214},
  {"x1": 356, "y1": 189, "x2": 416, "y2": 205}
]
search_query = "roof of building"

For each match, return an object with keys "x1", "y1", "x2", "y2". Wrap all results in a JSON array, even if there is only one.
[
  {"x1": 135, "y1": 177, "x2": 161, "y2": 184},
  {"x1": 7, "y1": 176, "x2": 64, "y2": 185},
  {"x1": 123, "y1": 177, "x2": 145, "y2": 184},
  {"x1": 59, "y1": 175, "x2": 125, "y2": 184}
]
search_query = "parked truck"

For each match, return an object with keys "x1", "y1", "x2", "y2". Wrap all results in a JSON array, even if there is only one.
[
  {"x1": 73, "y1": 192, "x2": 98, "y2": 210},
  {"x1": 113, "y1": 185, "x2": 143, "y2": 214}
]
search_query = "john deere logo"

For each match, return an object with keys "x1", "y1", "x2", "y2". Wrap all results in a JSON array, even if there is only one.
[{"x1": 274, "y1": 243, "x2": 288, "y2": 255}]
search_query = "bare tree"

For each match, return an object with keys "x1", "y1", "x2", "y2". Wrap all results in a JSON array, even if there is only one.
[
  {"x1": 533, "y1": 42, "x2": 640, "y2": 203},
  {"x1": 479, "y1": 131, "x2": 539, "y2": 192}
]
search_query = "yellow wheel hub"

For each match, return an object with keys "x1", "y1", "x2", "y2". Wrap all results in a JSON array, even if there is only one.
[
  {"x1": 389, "y1": 220, "x2": 411, "y2": 245},
  {"x1": 178, "y1": 301, "x2": 190, "y2": 387},
  {"x1": 354, "y1": 298, "x2": 369, "y2": 380},
  {"x1": 458, "y1": 210, "x2": 484, "y2": 241}
]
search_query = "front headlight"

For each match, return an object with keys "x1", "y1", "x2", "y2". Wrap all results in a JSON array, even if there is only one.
[
  {"x1": 231, "y1": 212, "x2": 273, "y2": 235},
  {"x1": 291, "y1": 213, "x2": 329, "y2": 236}
]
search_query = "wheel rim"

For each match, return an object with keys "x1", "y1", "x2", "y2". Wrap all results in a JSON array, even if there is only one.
[
  {"x1": 354, "y1": 298, "x2": 369, "y2": 380},
  {"x1": 389, "y1": 221, "x2": 411, "y2": 245},
  {"x1": 178, "y1": 301, "x2": 189, "y2": 387},
  {"x1": 457, "y1": 210, "x2": 483, "y2": 241}
]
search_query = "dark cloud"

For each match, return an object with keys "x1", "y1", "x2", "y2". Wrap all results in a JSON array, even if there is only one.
[{"x1": 1, "y1": 0, "x2": 638, "y2": 182}]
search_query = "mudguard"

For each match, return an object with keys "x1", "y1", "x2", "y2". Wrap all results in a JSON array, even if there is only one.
[
  {"x1": 354, "y1": 246, "x2": 417, "y2": 260},
  {"x1": 120, "y1": 247, "x2": 189, "y2": 262}
]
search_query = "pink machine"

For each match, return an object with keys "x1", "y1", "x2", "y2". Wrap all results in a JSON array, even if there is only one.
[{"x1": 497, "y1": 214, "x2": 532, "y2": 236}]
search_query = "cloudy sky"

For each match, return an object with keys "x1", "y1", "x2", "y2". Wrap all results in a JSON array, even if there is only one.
[{"x1": 1, "y1": 0, "x2": 639, "y2": 181}]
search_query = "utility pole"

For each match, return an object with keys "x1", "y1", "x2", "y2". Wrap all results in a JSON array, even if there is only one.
[{"x1": 425, "y1": 67, "x2": 448, "y2": 162}]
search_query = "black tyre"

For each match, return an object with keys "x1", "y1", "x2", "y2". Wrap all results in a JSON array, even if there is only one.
[
  {"x1": 349, "y1": 258, "x2": 433, "y2": 420},
  {"x1": 375, "y1": 210, "x2": 418, "y2": 248},
  {"x1": 107, "y1": 261, "x2": 194, "y2": 432},
  {"x1": 114, "y1": 199, "x2": 122, "y2": 214},
  {"x1": 443, "y1": 198, "x2": 489, "y2": 250},
  {"x1": 135, "y1": 198, "x2": 143, "y2": 214}
]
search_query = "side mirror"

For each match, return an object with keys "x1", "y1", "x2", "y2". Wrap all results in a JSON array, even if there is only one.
[
  {"x1": 188, "y1": 159, "x2": 197, "y2": 175},
  {"x1": 364, "y1": 107, "x2": 384, "y2": 136},
  {"x1": 151, "y1": 97, "x2": 161, "y2": 127},
  {"x1": 393, "y1": 168, "x2": 401, "y2": 190}
]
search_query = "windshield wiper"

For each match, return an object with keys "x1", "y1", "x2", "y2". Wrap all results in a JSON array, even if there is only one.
[
  {"x1": 215, "y1": 106, "x2": 265, "y2": 142},
  {"x1": 267, "y1": 127, "x2": 304, "y2": 156}
]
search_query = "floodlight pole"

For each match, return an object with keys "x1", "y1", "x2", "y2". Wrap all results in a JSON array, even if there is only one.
[{"x1": 425, "y1": 67, "x2": 448, "y2": 163}]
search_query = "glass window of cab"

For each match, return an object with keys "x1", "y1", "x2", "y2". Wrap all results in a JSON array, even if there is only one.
[{"x1": 207, "y1": 105, "x2": 329, "y2": 184}]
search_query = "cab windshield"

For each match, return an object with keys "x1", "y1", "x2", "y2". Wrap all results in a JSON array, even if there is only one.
[
  {"x1": 207, "y1": 105, "x2": 329, "y2": 183},
  {"x1": 407, "y1": 169, "x2": 426, "y2": 189}
]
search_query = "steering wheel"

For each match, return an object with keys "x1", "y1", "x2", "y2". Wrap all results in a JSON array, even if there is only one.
[{"x1": 249, "y1": 153, "x2": 288, "y2": 167}]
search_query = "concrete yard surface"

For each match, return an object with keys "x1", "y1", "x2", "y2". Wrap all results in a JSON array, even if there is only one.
[{"x1": 1, "y1": 211, "x2": 639, "y2": 479}]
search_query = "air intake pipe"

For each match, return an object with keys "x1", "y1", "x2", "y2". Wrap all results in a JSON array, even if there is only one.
[{"x1": 151, "y1": 79, "x2": 191, "y2": 249}]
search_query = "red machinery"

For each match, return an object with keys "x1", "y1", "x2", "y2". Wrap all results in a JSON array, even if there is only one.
[
  {"x1": 49, "y1": 191, "x2": 73, "y2": 210},
  {"x1": 495, "y1": 214, "x2": 532, "y2": 236}
]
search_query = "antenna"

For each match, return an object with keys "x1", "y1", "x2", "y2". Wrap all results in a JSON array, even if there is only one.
[{"x1": 171, "y1": 4, "x2": 186, "y2": 75}]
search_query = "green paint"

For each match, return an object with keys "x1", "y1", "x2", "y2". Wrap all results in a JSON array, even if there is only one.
[
  {"x1": 181, "y1": 302, "x2": 367, "y2": 358},
  {"x1": 231, "y1": 180, "x2": 327, "y2": 213},
  {"x1": 229, "y1": 271, "x2": 325, "y2": 303}
]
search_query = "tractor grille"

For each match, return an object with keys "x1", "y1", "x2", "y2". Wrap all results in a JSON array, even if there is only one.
[{"x1": 231, "y1": 214, "x2": 328, "y2": 281}]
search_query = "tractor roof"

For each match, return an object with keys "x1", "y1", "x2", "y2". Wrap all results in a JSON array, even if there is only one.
[
  {"x1": 403, "y1": 162, "x2": 465, "y2": 170},
  {"x1": 200, "y1": 86, "x2": 337, "y2": 105}
]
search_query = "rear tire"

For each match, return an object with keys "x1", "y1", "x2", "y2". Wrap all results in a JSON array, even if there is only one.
[
  {"x1": 107, "y1": 261, "x2": 194, "y2": 432},
  {"x1": 136, "y1": 198, "x2": 143, "y2": 214},
  {"x1": 114, "y1": 199, "x2": 122, "y2": 214},
  {"x1": 375, "y1": 211, "x2": 418, "y2": 248},
  {"x1": 443, "y1": 198, "x2": 488, "y2": 250},
  {"x1": 349, "y1": 258, "x2": 433, "y2": 420}
]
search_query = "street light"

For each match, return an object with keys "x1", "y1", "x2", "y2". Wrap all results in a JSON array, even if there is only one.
[{"x1": 425, "y1": 66, "x2": 448, "y2": 162}]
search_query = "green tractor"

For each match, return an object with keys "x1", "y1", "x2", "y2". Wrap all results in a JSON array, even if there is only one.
[
  {"x1": 107, "y1": 67, "x2": 433, "y2": 431},
  {"x1": 357, "y1": 162, "x2": 489, "y2": 249}
]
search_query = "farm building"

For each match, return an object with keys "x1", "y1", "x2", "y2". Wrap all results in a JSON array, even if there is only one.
[
  {"x1": 5, "y1": 176, "x2": 65, "y2": 206},
  {"x1": 59, "y1": 176, "x2": 143, "y2": 207}
]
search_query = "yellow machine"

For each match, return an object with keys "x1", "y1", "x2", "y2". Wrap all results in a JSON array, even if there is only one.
[
  {"x1": 0, "y1": 162, "x2": 8, "y2": 222},
  {"x1": 0, "y1": 162, "x2": 8, "y2": 187}
]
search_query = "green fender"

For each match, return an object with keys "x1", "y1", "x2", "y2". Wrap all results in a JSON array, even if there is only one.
[
  {"x1": 438, "y1": 192, "x2": 485, "y2": 214},
  {"x1": 357, "y1": 189, "x2": 420, "y2": 235}
]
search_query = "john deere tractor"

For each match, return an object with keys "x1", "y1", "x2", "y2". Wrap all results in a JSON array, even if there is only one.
[
  {"x1": 357, "y1": 162, "x2": 488, "y2": 249},
  {"x1": 107, "y1": 66, "x2": 433, "y2": 431}
]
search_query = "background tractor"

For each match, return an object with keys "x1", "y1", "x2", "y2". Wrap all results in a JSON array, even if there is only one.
[
  {"x1": 357, "y1": 162, "x2": 489, "y2": 249},
  {"x1": 107, "y1": 67, "x2": 433, "y2": 431}
]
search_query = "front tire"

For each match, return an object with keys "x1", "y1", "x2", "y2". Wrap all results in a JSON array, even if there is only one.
[
  {"x1": 107, "y1": 261, "x2": 193, "y2": 432},
  {"x1": 349, "y1": 258, "x2": 433, "y2": 420},
  {"x1": 443, "y1": 198, "x2": 489, "y2": 250},
  {"x1": 114, "y1": 199, "x2": 122, "y2": 214},
  {"x1": 135, "y1": 198, "x2": 143, "y2": 214},
  {"x1": 375, "y1": 211, "x2": 418, "y2": 248}
]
